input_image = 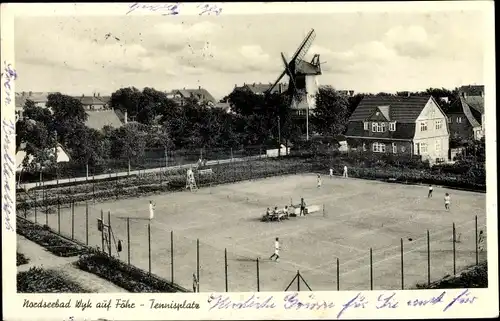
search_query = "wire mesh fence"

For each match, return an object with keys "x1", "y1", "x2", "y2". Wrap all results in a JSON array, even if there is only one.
[{"x1": 19, "y1": 193, "x2": 487, "y2": 292}]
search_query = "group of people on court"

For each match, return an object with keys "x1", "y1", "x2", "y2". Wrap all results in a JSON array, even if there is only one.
[{"x1": 427, "y1": 185, "x2": 452, "y2": 210}]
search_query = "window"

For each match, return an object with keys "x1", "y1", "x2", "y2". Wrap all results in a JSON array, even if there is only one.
[
  {"x1": 420, "y1": 122, "x2": 428, "y2": 131},
  {"x1": 363, "y1": 122, "x2": 368, "y2": 130},
  {"x1": 435, "y1": 120, "x2": 443, "y2": 130},
  {"x1": 448, "y1": 117, "x2": 452, "y2": 123},
  {"x1": 420, "y1": 143, "x2": 428, "y2": 153},
  {"x1": 457, "y1": 117, "x2": 462, "y2": 123},
  {"x1": 380, "y1": 123, "x2": 386, "y2": 132},
  {"x1": 373, "y1": 142, "x2": 386, "y2": 153},
  {"x1": 389, "y1": 122, "x2": 396, "y2": 131},
  {"x1": 435, "y1": 140, "x2": 441, "y2": 152},
  {"x1": 392, "y1": 143, "x2": 397, "y2": 154},
  {"x1": 372, "y1": 122, "x2": 377, "y2": 132},
  {"x1": 372, "y1": 122, "x2": 386, "y2": 133}
]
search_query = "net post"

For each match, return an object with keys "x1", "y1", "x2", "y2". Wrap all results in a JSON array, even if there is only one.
[
  {"x1": 336, "y1": 258, "x2": 340, "y2": 291},
  {"x1": 148, "y1": 221, "x2": 152, "y2": 275},
  {"x1": 224, "y1": 248, "x2": 228, "y2": 292},
  {"x1": 127, "y1": 217, "x2": 131, "y2": 265},
  {"x1": 108, "y1": 211, "x2": 112, "y2": 256},
  {"x1": 452, "y1": 222, "x2": 456, "y2": 275},
  {"x1": 196, "y1": 238, "x2": 200, "y2": 293},
  {"x1": 297, "y1": 270, "x2": 300, "y2": 292},
  {"x1": 101, "y1": 210, "x2": 104, "y2": 252},
  {"x1": 427, "y1": 230, "x2": 431, "y2": 286},
  {"x1": 71, "y1": 201, "x2": 75, "y2": 240},
  {"x1": 57, "y1": 200, "x2": 61, "y2": 234},
  {"x1": 475, "y1": 215, "x2": 478, "y2": 265},
  {"x1": 369, "y1": 248, "x2": 373, "y2": 290},
  {"x1": 400, "y1": 238, "x2": 404, "y2": 290},
  {"x1": 85, "y1": 201, "x2": 89, "y2": 245},
  {"x1": 256, "y1": 257, "x2": 260, "y2": 292},
  {"x1": 171, "y1": 230, "x2": 174, "y2": 283}
]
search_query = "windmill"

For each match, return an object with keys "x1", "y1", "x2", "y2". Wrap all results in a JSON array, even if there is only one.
[{"x1": 267, "y1": 29, "x2": 322, "y2": 141}]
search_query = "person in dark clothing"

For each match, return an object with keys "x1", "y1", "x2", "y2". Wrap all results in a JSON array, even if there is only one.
[{"x1": 300, "y1": 198, "x2": 306, "y2": 216}]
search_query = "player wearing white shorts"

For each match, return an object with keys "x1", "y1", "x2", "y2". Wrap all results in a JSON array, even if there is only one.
[
  {"x1": 329, "y1": 168, "x2": 333, "y2": 178},
  {"x1": 269, "y1": 237, "x2": 280, "y2": 262},
  {"x1": 343, "y1": 165, "x2": 348, "y2": 178}
]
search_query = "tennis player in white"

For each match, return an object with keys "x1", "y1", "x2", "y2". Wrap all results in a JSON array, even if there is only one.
[
  {"x1": 149, "y1": 200, "x2": 155, "y2": 220},
  {"x1": 269, "y1": 237, "x2": 280, "y2": 262}
]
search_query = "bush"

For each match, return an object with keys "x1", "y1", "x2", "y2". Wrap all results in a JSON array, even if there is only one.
[
  {"x1": 17, "y1": 267, "x2": 90, "y2": 293},
  {"x1": 16, "y1": 217, "x2": 87, "y2": 257},
  {"x1": 415, "y1": 262, "x2": 488, "y2": 289},
  {"x1": 16, "y1": 252, "x2": 30, "y2": 266},
  {"x1": 76, "y1": 250, "x2": 189, "y2": 293}
]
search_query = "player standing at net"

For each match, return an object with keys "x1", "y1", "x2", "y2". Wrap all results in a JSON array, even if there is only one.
[
  {"x1": 269, "y1": 237, "x2": 280, "y2": 262},
  {"x1": 444, "y1": 193, "x2": 451, "y2": 210}
]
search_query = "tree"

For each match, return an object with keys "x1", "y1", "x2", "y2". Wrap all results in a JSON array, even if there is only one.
[
  {"x1": 65, "y1": 123, "x2": 105, "y2": 166},
  {"x1": 46, "y1": 93, "x2": 87, "y2": 145},
  {"x1": 110, "y1": 87, "x2": 143, "y2": 119},
  {"x1": 109, "y1": 124, "x2": 146, "y2": 165},
  {"x1": 311, "y1": 86, "x2": 350, "y2": 137}
]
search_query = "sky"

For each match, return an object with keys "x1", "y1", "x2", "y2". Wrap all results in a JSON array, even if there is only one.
[{"x1": 15, "y1": 10, "x2": 486, "y2": 100}]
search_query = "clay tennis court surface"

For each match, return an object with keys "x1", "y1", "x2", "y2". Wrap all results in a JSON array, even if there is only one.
[{"x1": 44, "y1": 173, "x2": 486, "y2": 292}]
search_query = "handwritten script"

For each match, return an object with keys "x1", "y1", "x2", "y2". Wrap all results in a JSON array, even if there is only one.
[
  {"x1": 125, "y1": 3, "x2": 223, "y2": 16},
  {"x1": 207, "y1": 289, "x2": 478, "y2": 318},
  {"x1": 2, "y1": 61, "x2": 17, "y2": 232}
]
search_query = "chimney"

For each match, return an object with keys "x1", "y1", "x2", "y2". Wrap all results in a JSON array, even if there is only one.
[
  {"x1": 199, "y1": 85, "x2": 201, "y2": 90},
  {"x1": 98, "y1": 93, "x2": 100, "y2": 97},
  {"x1": 29, "y1": 91, "x2": 32, "y2": 96},
  {"x1": 93, "y1": 93, "x2": 96, "y2": 97},
  {"x1": 235, "y1": 84, "x2": 237, "y2": 88},
  {"x1": 124, "y1": 111, "x2": 128, "y2": 124},
  {"x1": 82, "y1": 94, "x2": 84, "y2": 98},
  {"x1": 253, "y1": 82, "x2": 255, "y2": 86}
]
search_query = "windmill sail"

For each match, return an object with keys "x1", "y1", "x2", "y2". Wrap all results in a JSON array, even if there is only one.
[{"x1": 290, "y1": 29, "x2": 316, "y2": 63}]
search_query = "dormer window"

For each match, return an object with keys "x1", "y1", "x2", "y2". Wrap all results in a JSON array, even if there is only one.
[
  {"x1": 389, "y1": 122, "x2": 396, "y2": 131},
  {"x1": 363, "y1": 122, "x2": 368, "y2": 130}
]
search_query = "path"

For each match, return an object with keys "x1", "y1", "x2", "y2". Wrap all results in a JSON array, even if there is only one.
[
  {"x1": 17, "y1": 235, "x2": 128, "y2": 293},
  {"x1": 21, "y1": 155, "x2": 266, "y2": 191}
]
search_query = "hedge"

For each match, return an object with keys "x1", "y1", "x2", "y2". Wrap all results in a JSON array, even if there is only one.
[
  {"x1": 16, "y1": 252, "x2": 30, "y2": 266},
  {"x1": 17, "y1": 267, "x2": 90, "y2": 293},
  {"x1": 16, "y1": 217, "x2": 87, "y2": 257},
  {"x1": 76, "y1": 249, "x2": 189, "y2": 293}
]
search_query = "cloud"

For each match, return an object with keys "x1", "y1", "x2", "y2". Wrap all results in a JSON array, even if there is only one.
[{"x1": 383, "y1": 25, "x2": 437, "y2": 58}]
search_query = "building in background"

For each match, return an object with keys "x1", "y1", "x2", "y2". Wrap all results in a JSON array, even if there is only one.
[
  {"x1": 166, "y1": 87, "x2": 216, "y2": 106},
  {"x1": 345, "y1": 95, "x2": 450, "y2": 164},
  {"x1": 446, "y1": 85, "x2": 484, "y2": 140}
]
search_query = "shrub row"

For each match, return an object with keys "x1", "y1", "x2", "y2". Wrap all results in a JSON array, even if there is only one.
[
  {"x1": 16, "y1": 252, "x2": 30, "y2": 266},
  {"x1": 16, "y1": 217, "x2": 87, "y2": 257},
  {"x1": 17, "y1": 267, "x2": 90, "y2": 293},
  {"x1": 415, "y1": 261, "x2": 488, "y2": 289},
  {"x1": 76, "y1": 249, "x2": 189, "y2": 293}
]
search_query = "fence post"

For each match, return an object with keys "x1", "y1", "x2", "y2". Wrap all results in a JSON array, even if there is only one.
[
  {"x1": 400, "y1": 238, "x2": 404, "y2": 290},
  {"x1": 475, "y1": 215, "x2": 478, "y2": 265},
  {"x1": 148, "y1": 222, "x2": 152, "y2": 275},
  {"x1": 127, "y1": 217, "x2": 130, "y2": 265},
  {"x1": 256, "y1": 257, "x2": 260, "y2": 292},
  {"x1": 101, "y1": 210, "x2": 104, "y2": 252},
  {"x1": 427, "y1": 230, "x2": 431, "y2": 286},
  {"x1": 171, "y1": 230, "x2": 174, "y2": 283},
  {"x1": 45, "y1": 194, "x2": 48, "y2": 226},
  {"x1": 24, "y1": 206, "x2": 27, "y2": 218},
  {"x1": 108, "y1": 211, "x2": 112, "y2": 256},
  {"x1": 196, "y1": 238, "x2": 200, "y2": 293},
  {"x1": 297, "y1": 270, "x2": 300, "y2": 291},
  {"x1": 336, "y1": 258, "x2": 340, "y2": 291},
  {"x1": 57, "y1": 201, "x2": 61, "y2": 234},
  {"x1": 224, "y1": 248, "x2": 228, "y2": 292},
  {"x1": 452, "y1": 222, "x2": 456, "y2": 275},
  {"x1": 34, "y1": 193, "x2": 37, "y2": 223},
  {"x1": 369, "y1": 248, "x2": 373, "y2": 290},
  {"x1": 71, "y1": 201, "x2": 75, "y2": 240},
  {"x1": 85, "y1": 201, "x2": 89, "y2": 245}
]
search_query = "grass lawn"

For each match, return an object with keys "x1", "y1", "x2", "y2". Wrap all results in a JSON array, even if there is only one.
[{"x1": 30, "y1": 173, "x2": 486, "y2": 292}]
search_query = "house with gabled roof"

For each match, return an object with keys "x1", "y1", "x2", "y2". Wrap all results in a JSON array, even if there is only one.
[
  {"x1": 345, "y1": 95, "x2": 450, "y2": 164},
  {"x1": 446, "y1": 85, "x2": 484, "y2": 140},
  {"x1": 166, "y1": 86, "x2": 216, "y2": 106}
]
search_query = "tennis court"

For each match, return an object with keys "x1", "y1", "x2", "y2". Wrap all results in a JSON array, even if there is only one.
[{"x1": 45, "y1": 173, "x2": 486, "y2": 292}]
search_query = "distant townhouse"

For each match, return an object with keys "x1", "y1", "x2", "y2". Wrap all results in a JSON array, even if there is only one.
[
  {"x1": 15, "y1": 91, "x2": 54, "y2": 120},
  {"x1": 73, "y1": 93, "x2": 122, "y2": 130},
  {"x1": 233, "y1": 82, "x2": 287, "y2": 96},
  {"x1": 337, "y1": 89, "x2": 355, "y2": 97},
  {"x1": 166, "y1": 86, "x2": 216, "y2": 106},
  {"x1": 446, "y1": 85, "x2": 484, "y2": 140},
  {"x1": 345, "y1": 95, "x2": 450, "y2": 164}
]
